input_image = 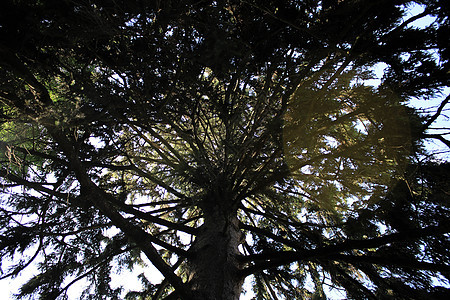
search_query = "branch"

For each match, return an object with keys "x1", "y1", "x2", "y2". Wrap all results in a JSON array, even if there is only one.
[
  {"x1": 422, "y1": 94, "x2": 450, "y2": 130},
  {"x1": 152, "y1": 258, "x2": 185, "y2": 300},
  {"x1": 0, "y1": 231, "x2": 43, "y2": 280},
  {"x1": 116, "y1": 202, "x2": 199, "y2": 236},
  {"x1": 0, "y1": 169, "x2": 191, "y2": 257},
  {"x1": 328, "y1": 264, "x2": 378, "y2": 300},
  {"x1": 241, "y1": 0, "x2": 322, "y2": 41},
  {"x1": 56, "y1": 245, "x2": 136, "y2": 299},
  {"x1": 0, "y1": 46, "x2": 52, "y2": 106},
  {"x1": 243, "y1": 243, "x2": 280, "y2": 300},
  {"x1": 128, "y1": 162, "x2": 189, "y2": 200},
  {"x1": 241, "y1": 204, "x2": 337, "y2": 229},
  {"x1": 327, "y1": 254, "x2": 450, "y2": 273},
  {"x1": 128, "y1": 123, "x2": 180, "y2": 169},
  {"x1": 423, "y1": 134, "x2": 450, "y2": 149},
  {"x1": 80, "y1": 186, "x2": 193, "y2": 298},
  {"x1": 0, "y1": 168, "x2": 71, "y2": 200},
  {"x1": 386, "y1": 10, "x2": 431, "y2": 37},
  {"x1": 240, "y1": 223, "x2": 450, "y2": 276},
  {"x1": 44, "y1": 127, "x2": 194, "y2": 299},
  {"x1": 239, "y1": 222, "x2": 301, "y2": 250}
]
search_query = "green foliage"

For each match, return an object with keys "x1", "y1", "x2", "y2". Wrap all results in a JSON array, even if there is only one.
[{"x1": 0, "y1": 0, "x2": 449, "y2": 299}]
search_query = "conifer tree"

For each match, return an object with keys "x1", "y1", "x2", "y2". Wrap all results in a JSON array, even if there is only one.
[{"x1": 0, "y1": 1, "x2": 449, "y2": 299}]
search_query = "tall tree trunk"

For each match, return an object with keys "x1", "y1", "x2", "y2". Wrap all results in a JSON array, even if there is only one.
[{"x1": 188, "y1": 201, "x2": 244, "y2": 300}]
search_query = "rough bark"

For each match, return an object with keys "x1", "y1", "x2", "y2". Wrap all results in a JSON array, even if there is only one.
[{"x1": 187, "y1": 200, "x2": 244, "y2": 300}]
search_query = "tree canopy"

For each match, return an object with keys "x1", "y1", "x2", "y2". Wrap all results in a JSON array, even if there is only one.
[{"x1": 0, "y1": 0, "x2": 449, "y2": 299}]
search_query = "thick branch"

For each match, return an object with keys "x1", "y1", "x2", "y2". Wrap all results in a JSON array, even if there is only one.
[
  {"x1": 327, "y1": 254, "x2": 450, "y2": 273},
  {"x1": 0, "y1": 46, "x2": 52, "y2": 106},
  {"x1": 116, "y1": 203, "x2": 199, "y2": 236},
  {"x1": 423, "y1": 134, "x2": 450, "y2": 148},
  {"x1": 241, "y1": 223, "x2": 450, "y2": 276},
  {"x1": 0, "y1": 169, "x2": 190, "y2": 257},
  {"x1": 45, "y1": 127, "x2": 194, "y2": 299},
  {"x1": 239, "y1": 222, "x2": 301, "y2": 250},
  {"x1": 423, "y1": 94, "x2": 450, "y2": 130}
]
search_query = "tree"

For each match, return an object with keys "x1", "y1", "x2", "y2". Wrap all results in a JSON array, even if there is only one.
[{"x1": 0, "y1": 0, "x2": 449, "y2": 299}]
